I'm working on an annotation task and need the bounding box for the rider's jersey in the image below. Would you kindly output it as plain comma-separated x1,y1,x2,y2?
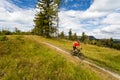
73,41,80,47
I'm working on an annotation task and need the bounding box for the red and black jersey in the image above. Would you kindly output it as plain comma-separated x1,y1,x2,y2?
73,41,80,47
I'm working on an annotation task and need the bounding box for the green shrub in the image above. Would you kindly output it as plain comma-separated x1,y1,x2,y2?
0,36,8,41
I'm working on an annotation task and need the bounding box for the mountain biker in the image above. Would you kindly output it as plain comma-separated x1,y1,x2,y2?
72,40,84,59
73,40,81,52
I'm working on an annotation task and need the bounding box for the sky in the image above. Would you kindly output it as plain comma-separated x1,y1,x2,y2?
0,0,120,39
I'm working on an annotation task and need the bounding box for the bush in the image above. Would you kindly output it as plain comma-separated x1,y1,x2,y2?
0,36,8,41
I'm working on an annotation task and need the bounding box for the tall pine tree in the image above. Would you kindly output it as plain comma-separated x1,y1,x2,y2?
68,29,72,40
73,33,78,41
81,32,87,42
33,0,61,38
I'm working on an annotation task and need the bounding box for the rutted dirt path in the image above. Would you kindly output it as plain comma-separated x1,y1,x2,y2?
26,35,120,80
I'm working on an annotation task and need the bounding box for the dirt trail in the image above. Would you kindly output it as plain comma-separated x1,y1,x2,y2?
42,42,120,80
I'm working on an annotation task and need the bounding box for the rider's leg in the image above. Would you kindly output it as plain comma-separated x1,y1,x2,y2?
73,46,76,52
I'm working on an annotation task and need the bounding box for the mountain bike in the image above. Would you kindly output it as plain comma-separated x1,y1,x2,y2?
71,48,84,60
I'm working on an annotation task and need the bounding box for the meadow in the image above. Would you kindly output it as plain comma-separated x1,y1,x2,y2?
0,35,103,80
30,35,120,75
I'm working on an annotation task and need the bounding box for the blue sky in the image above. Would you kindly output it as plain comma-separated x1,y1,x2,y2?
9,0,93,10
0,0,120,39
61,0,93,10
8,0,37,9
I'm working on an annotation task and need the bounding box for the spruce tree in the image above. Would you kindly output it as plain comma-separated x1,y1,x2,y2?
33,0,61,38
68,29,72,40
73,33,78,40
81,32,87,42
59,31,65,39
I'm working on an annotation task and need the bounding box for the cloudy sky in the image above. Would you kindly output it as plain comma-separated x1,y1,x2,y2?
0,0,120,39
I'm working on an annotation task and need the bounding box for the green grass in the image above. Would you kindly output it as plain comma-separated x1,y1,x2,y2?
30,35,120,75
0,35,8,41
82,44,120,74
0,35,102,80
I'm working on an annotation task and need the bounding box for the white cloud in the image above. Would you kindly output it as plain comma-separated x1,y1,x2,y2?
102,12,120,25
59,10,87,35
89,0,120,11
80,11,108,19
60,10,108,19
101,25,120,35
59,0,120,39
0,0,35,31
58,9,105,36
92,25,120,39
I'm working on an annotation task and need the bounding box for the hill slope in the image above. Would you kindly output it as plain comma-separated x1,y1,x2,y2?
30,35,120,75
0,35,102,80
0,35,119,80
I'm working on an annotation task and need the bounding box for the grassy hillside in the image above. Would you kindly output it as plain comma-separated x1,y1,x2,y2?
82,43,120,74
30,35,120,75
0,35,103,80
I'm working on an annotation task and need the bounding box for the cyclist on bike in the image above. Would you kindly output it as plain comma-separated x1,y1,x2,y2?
72,40,84,59
73,40,81,52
